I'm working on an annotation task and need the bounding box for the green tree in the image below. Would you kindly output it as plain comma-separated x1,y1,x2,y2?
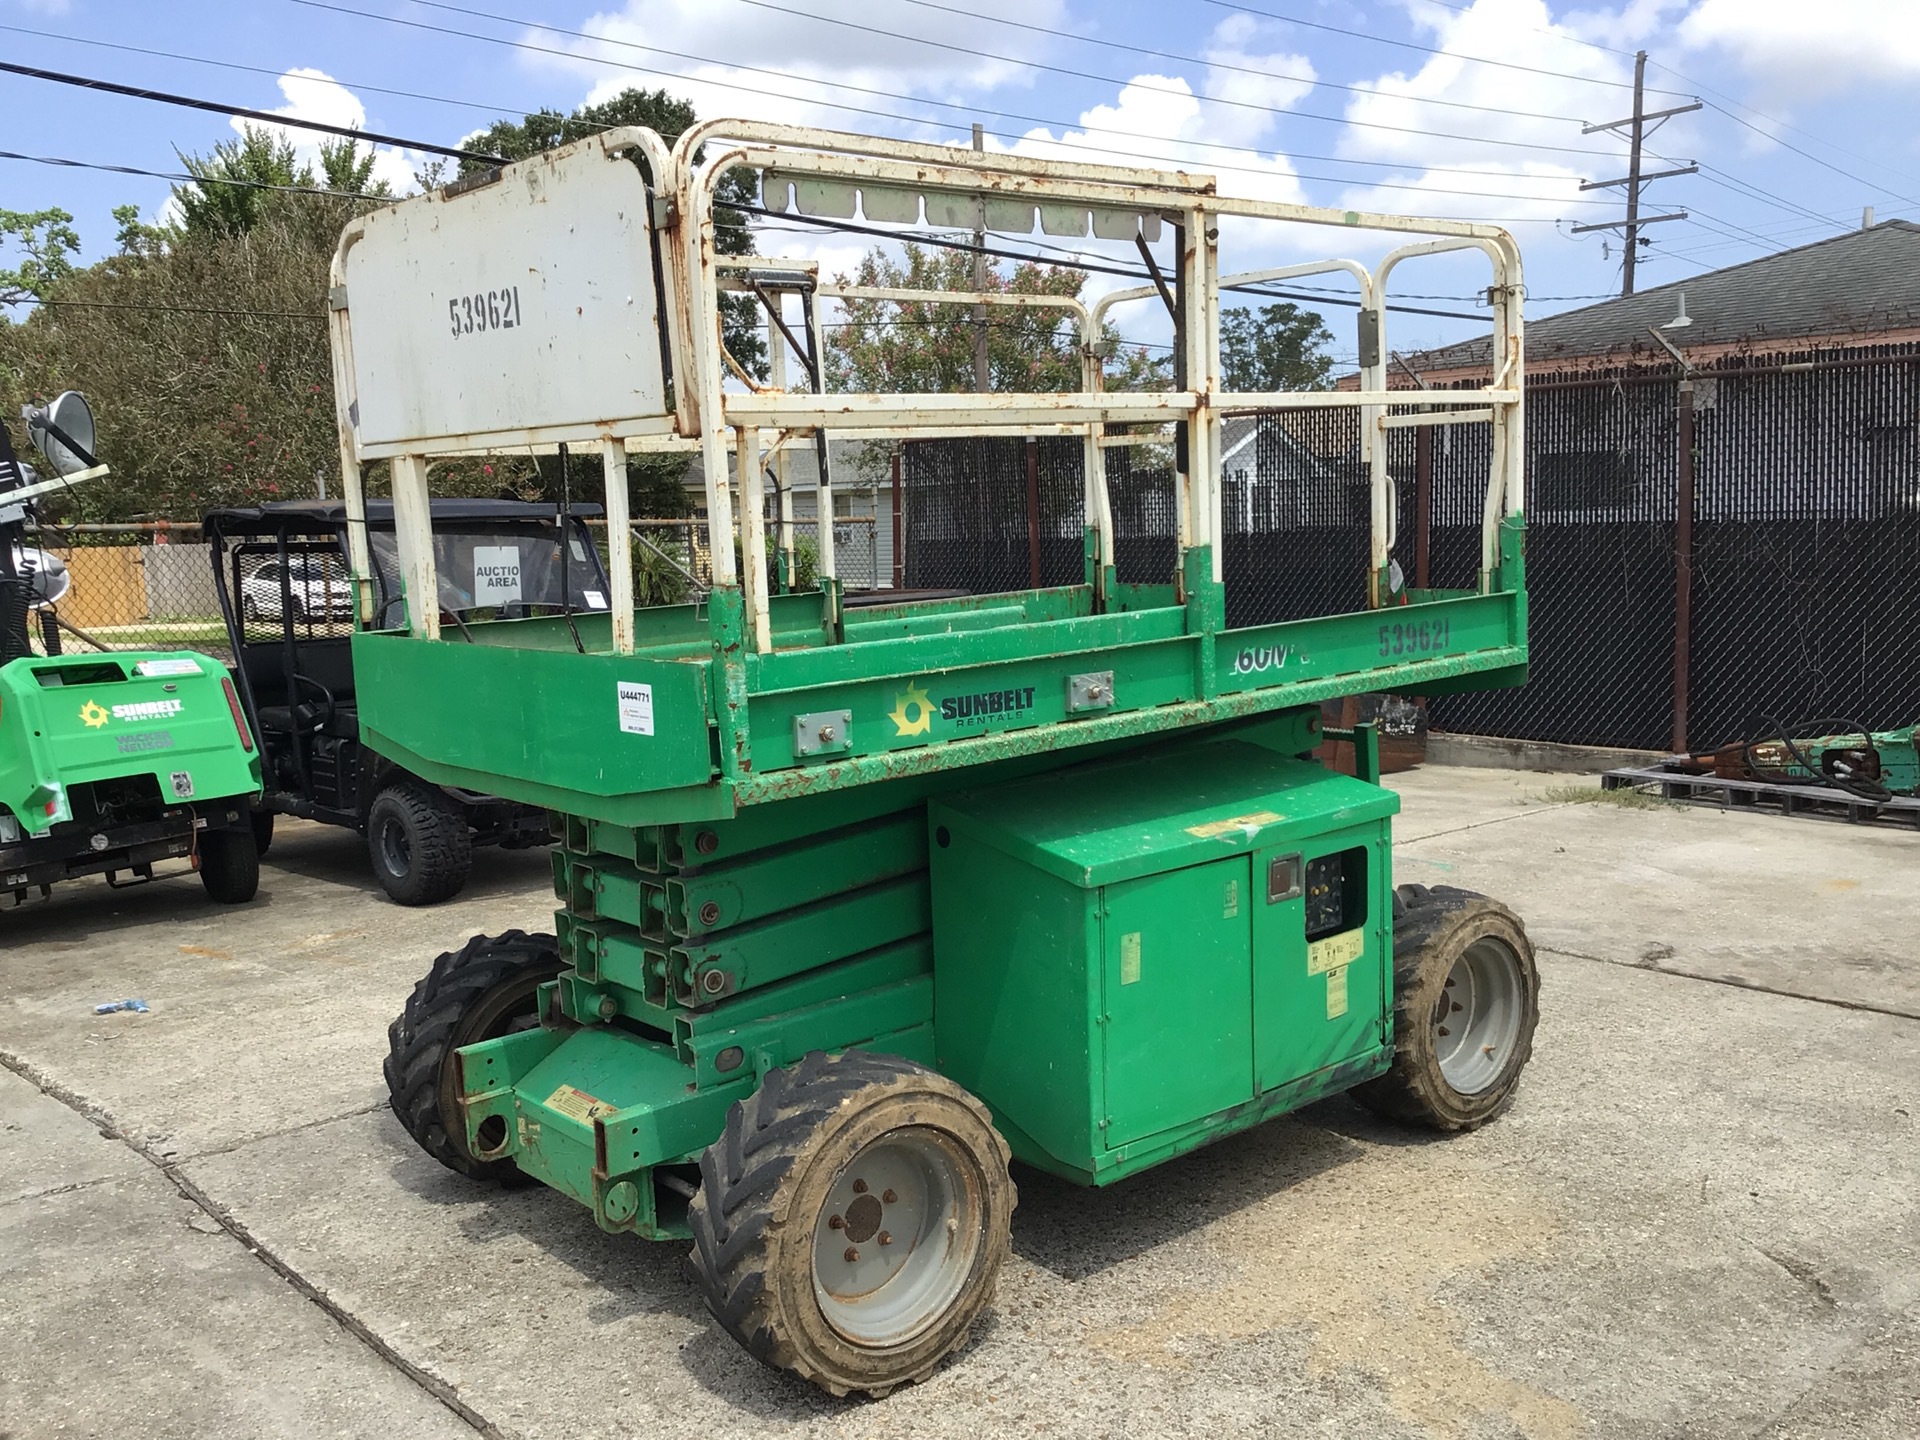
0,208,81,305
1218,302,1335,392
0,136,395,520
826,243,1169,394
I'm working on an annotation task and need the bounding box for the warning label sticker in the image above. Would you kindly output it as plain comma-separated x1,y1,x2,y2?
473,545,522,605
544,1084,618,1125
616,681,654,736
1307,928,1364,975
1185,810,1284,841
1119,931,1142,985
1325,964,1349,1019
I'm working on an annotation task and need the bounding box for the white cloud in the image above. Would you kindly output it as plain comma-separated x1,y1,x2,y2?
235,68,423,197
552,0,1070,133
1330,0,1659,246
1677,0,1920,99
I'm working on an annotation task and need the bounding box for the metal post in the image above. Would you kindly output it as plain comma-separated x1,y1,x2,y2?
1415,421,1433,591
971,123,989,394
1025,436,1042,589
602,439,634,655
1672,377,1695,754
890,448,905,591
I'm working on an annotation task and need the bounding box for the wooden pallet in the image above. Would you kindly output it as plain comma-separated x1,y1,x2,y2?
1600,762,1920,828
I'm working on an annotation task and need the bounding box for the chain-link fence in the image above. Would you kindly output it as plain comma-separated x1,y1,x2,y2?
15,523,233,661
898,346,1920,752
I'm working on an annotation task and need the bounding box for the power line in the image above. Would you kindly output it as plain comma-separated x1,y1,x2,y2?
0,147,389,200
0,59,504,164
0,22,516,125
1700,101,1920,208
1644,57,1920,196
1195,0,1687,96
336,0,1619,160
2,295,325,319
8,13,1607,191
729,0,1620,144
879,0,1610,123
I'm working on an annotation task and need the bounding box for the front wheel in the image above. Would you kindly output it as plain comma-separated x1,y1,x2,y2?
366,780,472,906
1353,885,1539,1131
688,1050,1015,1398
384,930,564,1182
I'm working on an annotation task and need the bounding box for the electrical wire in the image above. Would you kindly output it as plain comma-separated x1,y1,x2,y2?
0,147,389,201
301,0,1618,161
1195,0,1687,95
5,14,1612,193
874,0,1614,123
0,58,503,163
729,0,1620,141
0,295,325,319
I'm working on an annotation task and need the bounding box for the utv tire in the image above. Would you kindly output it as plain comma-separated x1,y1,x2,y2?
198,824,260,904
367,780,472,906
250,808,275,858
1354,884,1539,1131
383,930,563,1182
688,1049,1015,1398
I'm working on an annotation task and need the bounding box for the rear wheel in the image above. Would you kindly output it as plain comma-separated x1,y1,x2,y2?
384,930,563,1181
198,824,259,904
367,779,472,906
1353,885,1539,1131
688,1049,1015,1398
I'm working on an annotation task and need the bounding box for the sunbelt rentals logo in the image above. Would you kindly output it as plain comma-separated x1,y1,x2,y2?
887,678,1038,737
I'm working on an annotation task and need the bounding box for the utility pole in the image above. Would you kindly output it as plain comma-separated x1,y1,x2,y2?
971,122,989,392
1572,52,1700,296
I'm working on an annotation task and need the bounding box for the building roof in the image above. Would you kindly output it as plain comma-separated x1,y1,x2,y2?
1405,219,1920,373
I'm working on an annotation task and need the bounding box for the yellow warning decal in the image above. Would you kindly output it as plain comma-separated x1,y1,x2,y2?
1307,928,1364,975
544,1084,617,1125
1326,965,1350,1019
1184,810,1284,840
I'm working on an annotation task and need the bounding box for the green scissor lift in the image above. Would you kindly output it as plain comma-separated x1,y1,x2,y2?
343,120,1540,1395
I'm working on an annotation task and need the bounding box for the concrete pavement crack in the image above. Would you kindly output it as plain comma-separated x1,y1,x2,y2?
0,1046,504,1439
1541,947,1920,1022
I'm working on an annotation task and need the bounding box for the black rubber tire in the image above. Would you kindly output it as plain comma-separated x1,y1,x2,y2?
250,808,275,858
687,1049,1015,1398
366,780,472,906
197,824,260,904
383,930,564,1182
1353,884,1540,1132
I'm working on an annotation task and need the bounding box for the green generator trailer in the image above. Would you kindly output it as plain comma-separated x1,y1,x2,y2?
345,122,1539,1395
1,395,262,907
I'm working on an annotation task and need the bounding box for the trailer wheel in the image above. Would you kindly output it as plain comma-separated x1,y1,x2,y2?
197,824,260,904
383,930,563,1182
1355,885,1539,1131
367,779,471,906
688,1049,1015,1398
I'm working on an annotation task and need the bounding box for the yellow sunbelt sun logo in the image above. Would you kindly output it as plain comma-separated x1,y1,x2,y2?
78,700,111,729
888,681,934,737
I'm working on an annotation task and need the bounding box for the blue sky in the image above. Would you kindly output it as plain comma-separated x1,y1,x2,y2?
4,0,1916,361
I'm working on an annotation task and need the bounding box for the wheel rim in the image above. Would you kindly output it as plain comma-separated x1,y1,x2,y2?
377,815,411,877
1432,934,1527,1095
811,1127,983,1348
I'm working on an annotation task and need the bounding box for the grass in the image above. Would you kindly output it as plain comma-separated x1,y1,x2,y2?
1528,783,1678,811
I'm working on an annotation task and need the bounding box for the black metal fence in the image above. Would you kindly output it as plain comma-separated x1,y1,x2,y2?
901,345,1920,752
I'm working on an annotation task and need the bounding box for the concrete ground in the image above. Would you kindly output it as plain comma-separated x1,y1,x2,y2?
1,769,1915,1440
